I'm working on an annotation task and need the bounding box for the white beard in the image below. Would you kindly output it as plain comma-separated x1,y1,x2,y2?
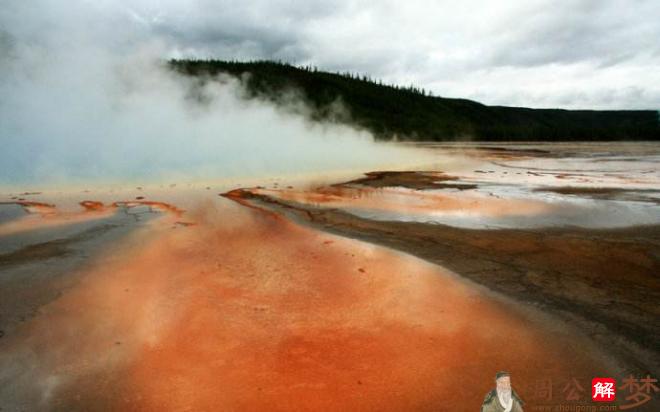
497,389,513,412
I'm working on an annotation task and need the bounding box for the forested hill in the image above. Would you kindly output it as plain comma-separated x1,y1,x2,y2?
170,60,659,141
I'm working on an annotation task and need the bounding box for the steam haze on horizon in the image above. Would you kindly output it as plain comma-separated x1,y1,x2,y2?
1,1,658,187
0,0,425,188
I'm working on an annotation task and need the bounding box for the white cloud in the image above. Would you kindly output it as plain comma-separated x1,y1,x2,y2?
113,0,660,109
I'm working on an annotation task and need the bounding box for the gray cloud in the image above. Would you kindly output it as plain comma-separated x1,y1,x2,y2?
0,0,657,188
485,0,660,68
112,0,659,109
2,0,660,111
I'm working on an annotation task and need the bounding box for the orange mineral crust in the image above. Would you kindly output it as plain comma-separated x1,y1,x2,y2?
251,185,553,219
0,199,190,237
0,200,115,236
9,198,611,411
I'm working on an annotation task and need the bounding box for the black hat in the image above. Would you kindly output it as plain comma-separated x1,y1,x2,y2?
495,371,511,380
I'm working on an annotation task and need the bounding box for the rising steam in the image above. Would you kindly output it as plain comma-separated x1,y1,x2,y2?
0,0,417,189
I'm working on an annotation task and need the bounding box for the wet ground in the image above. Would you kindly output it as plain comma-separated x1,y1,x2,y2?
252,143,660,230
0,142,658,411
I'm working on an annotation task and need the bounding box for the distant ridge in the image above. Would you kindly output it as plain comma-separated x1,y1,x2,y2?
170,59,660,141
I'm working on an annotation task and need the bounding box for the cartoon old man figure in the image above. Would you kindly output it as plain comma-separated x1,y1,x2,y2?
481,371,524,412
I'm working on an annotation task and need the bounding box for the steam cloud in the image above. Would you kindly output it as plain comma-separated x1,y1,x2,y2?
0,0,415,189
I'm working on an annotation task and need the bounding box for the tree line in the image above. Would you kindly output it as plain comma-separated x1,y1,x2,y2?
169,59,660,141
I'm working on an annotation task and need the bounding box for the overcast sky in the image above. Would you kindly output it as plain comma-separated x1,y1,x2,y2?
3,0,660,109
0,0,658,187
124,0,660,110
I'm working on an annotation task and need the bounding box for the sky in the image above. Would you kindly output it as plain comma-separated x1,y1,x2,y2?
3,0,659,110
0,0,658,187
129,0,660,110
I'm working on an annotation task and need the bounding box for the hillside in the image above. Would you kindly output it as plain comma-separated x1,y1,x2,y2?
170,60,659,141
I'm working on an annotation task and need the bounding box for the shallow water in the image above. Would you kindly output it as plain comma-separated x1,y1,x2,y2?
0,195,615,411
260,142,660,229
0,141,657,410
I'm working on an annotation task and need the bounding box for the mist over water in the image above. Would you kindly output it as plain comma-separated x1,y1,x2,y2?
0,0,418,189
